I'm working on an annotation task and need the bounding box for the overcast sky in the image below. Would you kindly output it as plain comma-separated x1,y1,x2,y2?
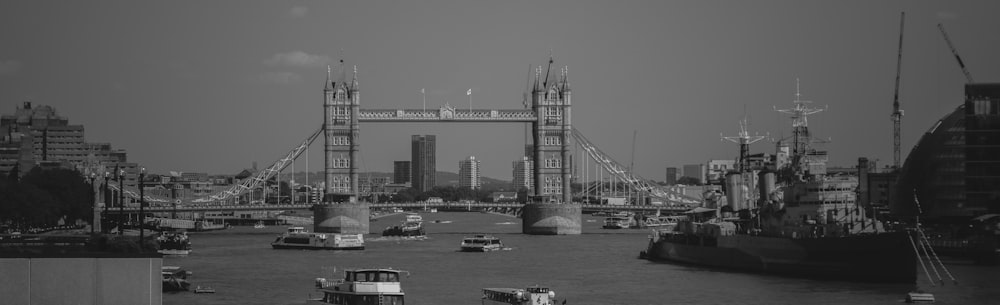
2,1,999,182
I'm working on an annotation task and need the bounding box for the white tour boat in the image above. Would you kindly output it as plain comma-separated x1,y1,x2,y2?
482,285,559,305
272,226,364,250
461,234,504,252
307,268,407,305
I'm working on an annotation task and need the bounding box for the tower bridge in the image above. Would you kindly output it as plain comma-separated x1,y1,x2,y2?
98,56,702,235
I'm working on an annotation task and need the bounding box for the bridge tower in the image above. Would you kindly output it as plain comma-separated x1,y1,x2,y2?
316,62,369,234
523,58,581,234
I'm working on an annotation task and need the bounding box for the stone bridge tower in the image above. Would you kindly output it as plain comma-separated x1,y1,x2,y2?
316,63,368,234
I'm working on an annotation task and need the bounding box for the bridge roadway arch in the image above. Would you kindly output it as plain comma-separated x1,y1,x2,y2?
319,60,578,234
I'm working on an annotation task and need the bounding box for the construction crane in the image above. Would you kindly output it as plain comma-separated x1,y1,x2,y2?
937,23,975,84
891,12,905,169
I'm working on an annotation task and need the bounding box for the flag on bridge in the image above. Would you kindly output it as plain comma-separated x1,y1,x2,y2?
467,88,472,95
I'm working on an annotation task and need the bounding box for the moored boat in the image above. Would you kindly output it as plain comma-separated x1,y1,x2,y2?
461,234,503,252
482,285,559,305
157,232,192,256
271,226,364,250
307,268,407,305
601,217,633,229
162,266,191,292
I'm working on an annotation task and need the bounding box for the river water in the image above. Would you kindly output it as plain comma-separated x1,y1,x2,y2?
163,212,1000,305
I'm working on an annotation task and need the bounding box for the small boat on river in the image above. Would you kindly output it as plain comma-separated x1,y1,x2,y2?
162,266,191,292
307,268,407,305
382,214,426,237
271,227,364,250
157,232,192,256
482,285,559,305
461,234,503,252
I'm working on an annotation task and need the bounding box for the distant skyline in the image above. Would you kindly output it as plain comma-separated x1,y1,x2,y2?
3,1,1000,181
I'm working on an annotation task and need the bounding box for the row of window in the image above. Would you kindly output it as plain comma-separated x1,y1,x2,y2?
331,136,351,146
543,136,562,146
332,159,351,168
544,158,562,169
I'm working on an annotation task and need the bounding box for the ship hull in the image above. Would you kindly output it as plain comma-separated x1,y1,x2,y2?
645,231,916,283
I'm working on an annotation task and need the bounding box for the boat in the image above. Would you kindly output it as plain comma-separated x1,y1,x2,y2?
482,285,559,305
194,220,228,232
194,286,216,294
271,226,364,250
382,214,426,237
156,232,192,256
643,98,918,283
601,217,633,229
162,266,191,292
906,290,935,303
307,268,407,305
461,234,503,252
254,221,266,229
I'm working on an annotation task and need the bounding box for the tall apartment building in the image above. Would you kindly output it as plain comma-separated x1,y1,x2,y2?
1,102,138,186
512,156,533,190
459,156,481,190
393,161,411,184
665,167,678,184
411,135,436,192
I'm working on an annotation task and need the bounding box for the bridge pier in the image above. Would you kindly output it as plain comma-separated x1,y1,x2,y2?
313,202,370,234
521,203,581,235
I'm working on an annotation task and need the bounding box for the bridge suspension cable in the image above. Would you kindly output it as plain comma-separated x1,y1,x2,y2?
193,125,324,203
571,127,700,206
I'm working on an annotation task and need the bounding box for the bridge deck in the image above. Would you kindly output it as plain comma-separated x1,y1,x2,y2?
107,202,692,213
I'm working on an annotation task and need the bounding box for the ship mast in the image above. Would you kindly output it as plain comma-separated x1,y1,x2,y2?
775,79,826,173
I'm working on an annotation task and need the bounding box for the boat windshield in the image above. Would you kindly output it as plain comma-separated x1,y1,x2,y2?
347,270,400,282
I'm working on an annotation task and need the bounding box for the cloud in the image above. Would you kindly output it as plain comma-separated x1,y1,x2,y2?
263,51,331,68
0,60,22,76
257,72,302,84
936,11,958,20
288,6,308,18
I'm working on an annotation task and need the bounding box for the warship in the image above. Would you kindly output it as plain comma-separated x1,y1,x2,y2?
643,90,917,283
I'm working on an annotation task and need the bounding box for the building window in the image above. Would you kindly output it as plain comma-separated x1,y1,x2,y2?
334,158,350,168
543,136,562,146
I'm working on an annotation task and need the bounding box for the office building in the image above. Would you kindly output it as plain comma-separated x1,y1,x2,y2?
393,161,411,184
682,164,706,184
459,156,481,189
1,102,138,186
894,83,1000,220
665,167,678,184
411,135,436,192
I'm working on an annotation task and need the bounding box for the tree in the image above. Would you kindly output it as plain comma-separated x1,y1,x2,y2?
677,176,702,186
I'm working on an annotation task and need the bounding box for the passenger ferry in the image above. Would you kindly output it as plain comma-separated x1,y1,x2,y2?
461,234,503,252
482,285,558,305
307,268,407,305
272,227,364,250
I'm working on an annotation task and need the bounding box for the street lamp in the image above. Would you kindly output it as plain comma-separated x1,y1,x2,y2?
118,168,124,236
139,167,145,245
103,172,110,234
89,173,96,234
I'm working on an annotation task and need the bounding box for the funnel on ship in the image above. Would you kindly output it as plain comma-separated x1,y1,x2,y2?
725,172,744,211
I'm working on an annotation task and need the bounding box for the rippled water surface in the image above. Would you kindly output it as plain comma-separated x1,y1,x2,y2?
163,212,1000,305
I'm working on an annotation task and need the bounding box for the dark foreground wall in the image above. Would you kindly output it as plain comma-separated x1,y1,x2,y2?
0,255,162,305
314,202,371,234
522,203,581,235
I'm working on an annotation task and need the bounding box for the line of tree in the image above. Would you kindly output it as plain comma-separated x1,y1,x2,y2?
0,166,93,231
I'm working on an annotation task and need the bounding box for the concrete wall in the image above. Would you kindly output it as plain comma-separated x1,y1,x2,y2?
314,202,371,234
0,256,162,305
522,203,581,235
